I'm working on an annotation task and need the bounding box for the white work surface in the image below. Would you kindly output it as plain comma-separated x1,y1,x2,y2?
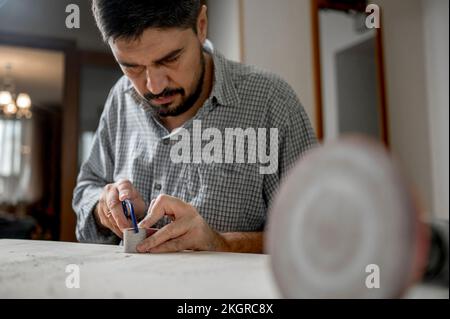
0,239,280,299
0,239,448,299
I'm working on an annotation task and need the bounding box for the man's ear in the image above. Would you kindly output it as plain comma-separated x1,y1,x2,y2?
196,5,208,44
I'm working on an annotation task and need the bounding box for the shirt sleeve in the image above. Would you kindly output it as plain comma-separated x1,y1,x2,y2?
72,90,121,245
262,78,319,229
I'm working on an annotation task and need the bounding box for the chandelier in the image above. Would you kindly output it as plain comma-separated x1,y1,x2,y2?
0,64,32,119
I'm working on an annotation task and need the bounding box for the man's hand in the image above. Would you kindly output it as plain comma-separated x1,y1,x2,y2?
94,179,146,238
136,194,229,253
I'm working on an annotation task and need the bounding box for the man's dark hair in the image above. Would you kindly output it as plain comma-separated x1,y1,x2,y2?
92,0,202,42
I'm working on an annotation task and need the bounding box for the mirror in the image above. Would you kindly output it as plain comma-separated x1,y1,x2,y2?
311,0,388,146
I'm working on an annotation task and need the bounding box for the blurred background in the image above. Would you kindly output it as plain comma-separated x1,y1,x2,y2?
0,0,448,242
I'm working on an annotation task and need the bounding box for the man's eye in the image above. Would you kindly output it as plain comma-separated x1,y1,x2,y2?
165,55,180,63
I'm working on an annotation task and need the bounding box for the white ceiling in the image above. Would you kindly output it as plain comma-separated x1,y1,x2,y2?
0,45,65,107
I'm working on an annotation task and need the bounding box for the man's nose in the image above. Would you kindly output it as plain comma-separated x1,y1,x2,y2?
145,68,169,95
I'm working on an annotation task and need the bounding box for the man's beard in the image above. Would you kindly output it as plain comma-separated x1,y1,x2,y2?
143,50,205,118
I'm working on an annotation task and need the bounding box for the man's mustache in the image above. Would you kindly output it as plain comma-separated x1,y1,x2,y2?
144,88,184,101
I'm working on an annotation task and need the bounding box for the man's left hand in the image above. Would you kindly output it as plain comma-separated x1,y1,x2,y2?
136,194,229,253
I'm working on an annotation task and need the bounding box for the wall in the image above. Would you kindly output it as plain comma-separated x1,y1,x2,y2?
422,0,449,220
207,0,242,62
376,0,434,215
0,0,107,51
240,0,317,132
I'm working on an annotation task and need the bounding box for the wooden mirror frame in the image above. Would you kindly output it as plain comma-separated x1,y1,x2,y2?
310,0,389,147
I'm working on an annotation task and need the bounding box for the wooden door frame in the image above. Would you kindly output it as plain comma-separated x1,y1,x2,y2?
310,0,390,147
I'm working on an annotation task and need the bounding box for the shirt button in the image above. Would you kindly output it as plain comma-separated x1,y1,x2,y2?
154,183,162,191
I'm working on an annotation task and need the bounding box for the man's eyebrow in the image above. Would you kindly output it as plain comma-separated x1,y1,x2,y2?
117,48,185,68
117,60,141,68
154,48,184,65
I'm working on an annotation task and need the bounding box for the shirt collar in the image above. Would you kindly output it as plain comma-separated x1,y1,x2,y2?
208,50,240,107
124,48,240,108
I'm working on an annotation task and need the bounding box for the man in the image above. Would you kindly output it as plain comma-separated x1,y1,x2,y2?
73,0,317,253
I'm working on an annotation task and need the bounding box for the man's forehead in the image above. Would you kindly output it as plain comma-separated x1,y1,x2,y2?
111,28,192,61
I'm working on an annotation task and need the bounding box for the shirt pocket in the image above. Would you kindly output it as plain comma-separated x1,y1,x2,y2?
186,163,264,231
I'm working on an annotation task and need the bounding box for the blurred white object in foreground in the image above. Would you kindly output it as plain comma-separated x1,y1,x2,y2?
267,136,431,298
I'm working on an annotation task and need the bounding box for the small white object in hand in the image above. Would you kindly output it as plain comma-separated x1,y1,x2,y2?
123,228,147,253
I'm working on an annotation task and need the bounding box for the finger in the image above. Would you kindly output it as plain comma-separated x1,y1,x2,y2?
148,198,157,213
95,200,108,226
137,221,187,252
97,200,113,229
139,194,184,229
139,198,156,224
98,201,123,238
116,179,133,201
99,200,122,236
105,185,130,230
116,180,147,218
148,236,190,253
138,198,155,224
138,196,168,229
106,219,123,238
105,218,123,237
105,209,124,238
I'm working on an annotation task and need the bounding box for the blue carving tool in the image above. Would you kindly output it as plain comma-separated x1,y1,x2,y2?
122,199,139,234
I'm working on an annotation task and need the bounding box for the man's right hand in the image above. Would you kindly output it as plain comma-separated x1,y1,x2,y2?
94,179,146,238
